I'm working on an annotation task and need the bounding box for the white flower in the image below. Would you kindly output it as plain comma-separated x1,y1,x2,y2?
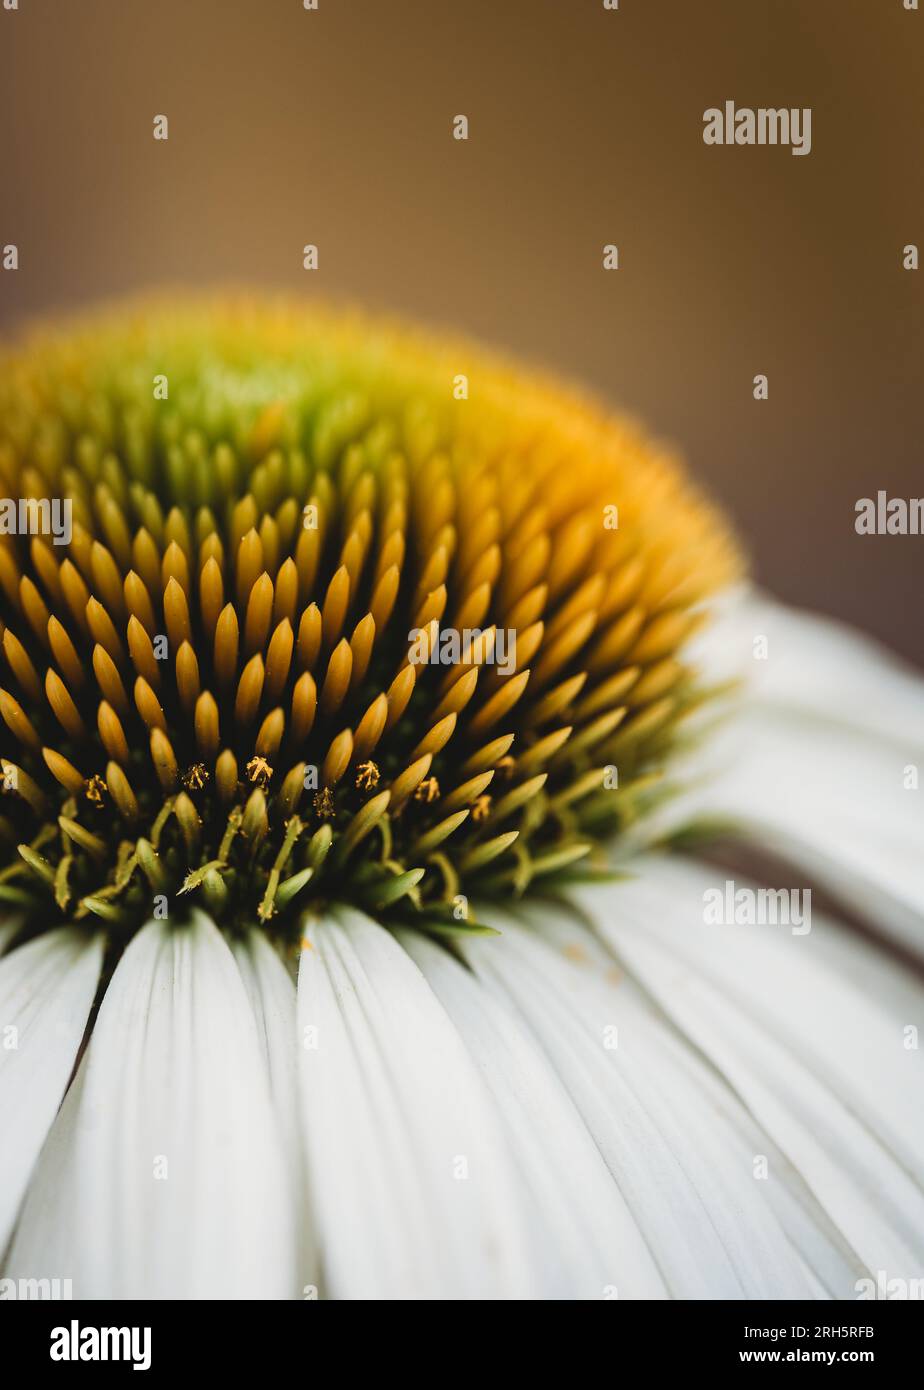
2,590,920,1300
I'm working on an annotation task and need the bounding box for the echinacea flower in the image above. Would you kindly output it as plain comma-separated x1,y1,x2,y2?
0,300,920,1299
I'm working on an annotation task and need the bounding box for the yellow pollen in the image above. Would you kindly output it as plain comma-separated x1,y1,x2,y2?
246,756,273,788
355,761,380,791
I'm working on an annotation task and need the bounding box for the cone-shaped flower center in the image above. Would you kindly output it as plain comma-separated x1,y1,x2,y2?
0,299,741,942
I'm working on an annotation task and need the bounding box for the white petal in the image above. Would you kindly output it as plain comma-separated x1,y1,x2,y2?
695,587,924,743
0,927,102,1255
662,591,924,955
636,993,862,1299
297,907,538,1298
399,927,667,1299
231,930,298,1136
6,912,297,1298
231,929,318,1292
459,906,813,1298
572,855,924,1287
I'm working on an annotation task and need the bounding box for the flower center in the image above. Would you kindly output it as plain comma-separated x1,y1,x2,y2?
0,299,741,943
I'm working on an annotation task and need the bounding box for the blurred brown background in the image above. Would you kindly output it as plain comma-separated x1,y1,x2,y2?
1,0,921,662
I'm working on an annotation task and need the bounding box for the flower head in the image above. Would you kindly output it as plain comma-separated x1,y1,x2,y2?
0,299,740,943
3,301,919,1304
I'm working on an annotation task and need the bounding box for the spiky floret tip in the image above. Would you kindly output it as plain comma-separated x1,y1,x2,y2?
0,299,741,943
